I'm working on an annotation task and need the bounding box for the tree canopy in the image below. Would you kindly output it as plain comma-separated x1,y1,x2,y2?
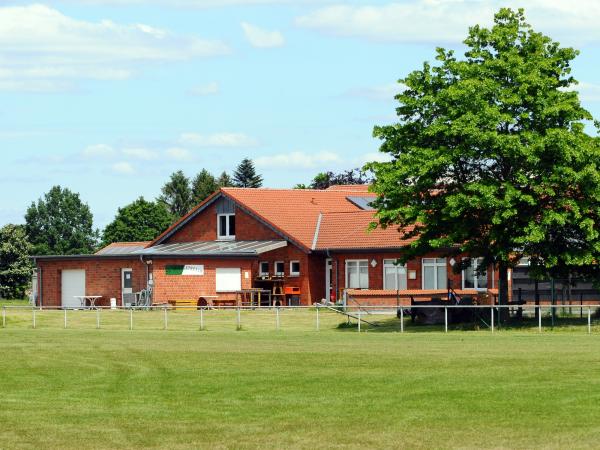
296,168,372,189
192,169,219,204
159,170,193,219
367,8,600,306
102,197,172,246
25,186,98,255
0,224,33,299
233,158,263,188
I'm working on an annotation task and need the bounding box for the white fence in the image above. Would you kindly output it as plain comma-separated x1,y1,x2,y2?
1,304,599,333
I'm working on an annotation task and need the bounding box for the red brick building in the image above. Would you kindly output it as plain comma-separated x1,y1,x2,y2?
33,186,502,308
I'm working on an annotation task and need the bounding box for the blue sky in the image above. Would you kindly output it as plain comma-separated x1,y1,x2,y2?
2,0,600,229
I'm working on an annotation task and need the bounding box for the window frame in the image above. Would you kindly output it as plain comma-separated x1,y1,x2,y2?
345,259,369,289
462,258,488,291
383,259,407,291
274,261,285,277
289,260,300,277
259,261,269,277
217,213,235,240
421,258,447,290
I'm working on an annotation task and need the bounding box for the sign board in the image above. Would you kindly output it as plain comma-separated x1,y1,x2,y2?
166,265,205,276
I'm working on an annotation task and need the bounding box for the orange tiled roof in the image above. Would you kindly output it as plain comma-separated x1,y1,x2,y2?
314,211,416,250
151,186,414,252
222,187,376,250
325,184,372,192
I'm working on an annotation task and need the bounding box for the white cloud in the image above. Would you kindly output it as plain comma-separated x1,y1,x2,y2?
241,22,285,48
82,144,116,159
112,161,135,174
357,152,392,166
0,4,229,92
296,1,600,45
255,151,342,169
178,132,259,147
55,0,323,7
575,82,600,103
166,147,194,161
188,81,220,96
344,82,406,101
122,148,160,160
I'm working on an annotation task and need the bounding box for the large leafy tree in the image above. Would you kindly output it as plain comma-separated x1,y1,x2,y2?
368,8,600,310
25,186,98,255
159,170,193,219
192,169,219,204
102,197,172,246
233,158,263,188
0,224,33,299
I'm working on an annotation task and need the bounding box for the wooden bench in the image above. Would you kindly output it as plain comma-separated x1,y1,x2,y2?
168,299,198,310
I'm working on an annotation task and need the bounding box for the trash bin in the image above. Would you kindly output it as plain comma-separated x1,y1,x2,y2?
288,295,300,307
110,298,117,310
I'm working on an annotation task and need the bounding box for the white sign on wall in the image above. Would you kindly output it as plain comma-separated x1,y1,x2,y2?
183,265,205,276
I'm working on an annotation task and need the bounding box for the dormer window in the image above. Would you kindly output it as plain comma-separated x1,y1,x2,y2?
218,214,235,240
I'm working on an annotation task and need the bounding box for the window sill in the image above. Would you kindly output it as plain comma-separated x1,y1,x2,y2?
217,236,235,241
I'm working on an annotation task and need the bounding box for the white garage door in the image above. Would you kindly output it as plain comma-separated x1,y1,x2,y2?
216,268,241,292
61,270,86,308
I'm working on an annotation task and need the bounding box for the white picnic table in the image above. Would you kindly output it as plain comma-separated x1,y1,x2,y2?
74,295,102,308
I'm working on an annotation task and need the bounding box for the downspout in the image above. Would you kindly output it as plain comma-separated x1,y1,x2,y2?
140,255,148,290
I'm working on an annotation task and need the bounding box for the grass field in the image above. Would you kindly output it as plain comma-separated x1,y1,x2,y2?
2,311,600,449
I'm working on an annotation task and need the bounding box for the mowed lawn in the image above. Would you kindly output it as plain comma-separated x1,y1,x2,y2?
2,323,600,450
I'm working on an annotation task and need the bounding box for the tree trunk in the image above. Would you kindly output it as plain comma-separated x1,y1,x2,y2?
498,262,510,322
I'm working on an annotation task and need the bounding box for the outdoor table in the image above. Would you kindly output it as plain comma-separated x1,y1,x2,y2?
74,295,102,309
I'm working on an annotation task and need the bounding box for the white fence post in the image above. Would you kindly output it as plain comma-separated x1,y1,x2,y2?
276,307,280,331
491,307,494,333
2,306,5,328
32,308,36,329
444,307,448,333
588,307,591,334
200,308,204,331
64,309,67,329
129,308,133,331
357,311,361,333
96,308,100,330
236,308,241,330
316,306,320,331
538,306,542,333
400,307,404,333
164,307,168,330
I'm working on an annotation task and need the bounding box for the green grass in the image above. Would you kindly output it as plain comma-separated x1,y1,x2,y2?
0,298,29,307
2,316,600,449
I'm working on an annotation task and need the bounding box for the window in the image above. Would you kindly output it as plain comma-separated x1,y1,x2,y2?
259,261,269,276
217,214,235,240
462,258,488,290
290,261,300,277
274,261,285,277
383,259,407,290
422,258,447,290
216,268,241,292
346,260,369,289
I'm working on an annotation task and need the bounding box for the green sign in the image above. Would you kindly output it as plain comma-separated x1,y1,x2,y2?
166,265,204,276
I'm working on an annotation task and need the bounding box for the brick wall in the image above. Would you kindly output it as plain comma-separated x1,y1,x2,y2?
37,258,146,307
331,252,501,294
152,258,253,303
165,204,281,244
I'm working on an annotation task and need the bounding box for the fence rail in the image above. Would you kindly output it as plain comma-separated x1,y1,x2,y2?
2,304,600,334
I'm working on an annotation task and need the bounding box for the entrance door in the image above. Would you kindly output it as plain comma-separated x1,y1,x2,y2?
61,270,85,308
325,258,333,302
121,268,134,306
